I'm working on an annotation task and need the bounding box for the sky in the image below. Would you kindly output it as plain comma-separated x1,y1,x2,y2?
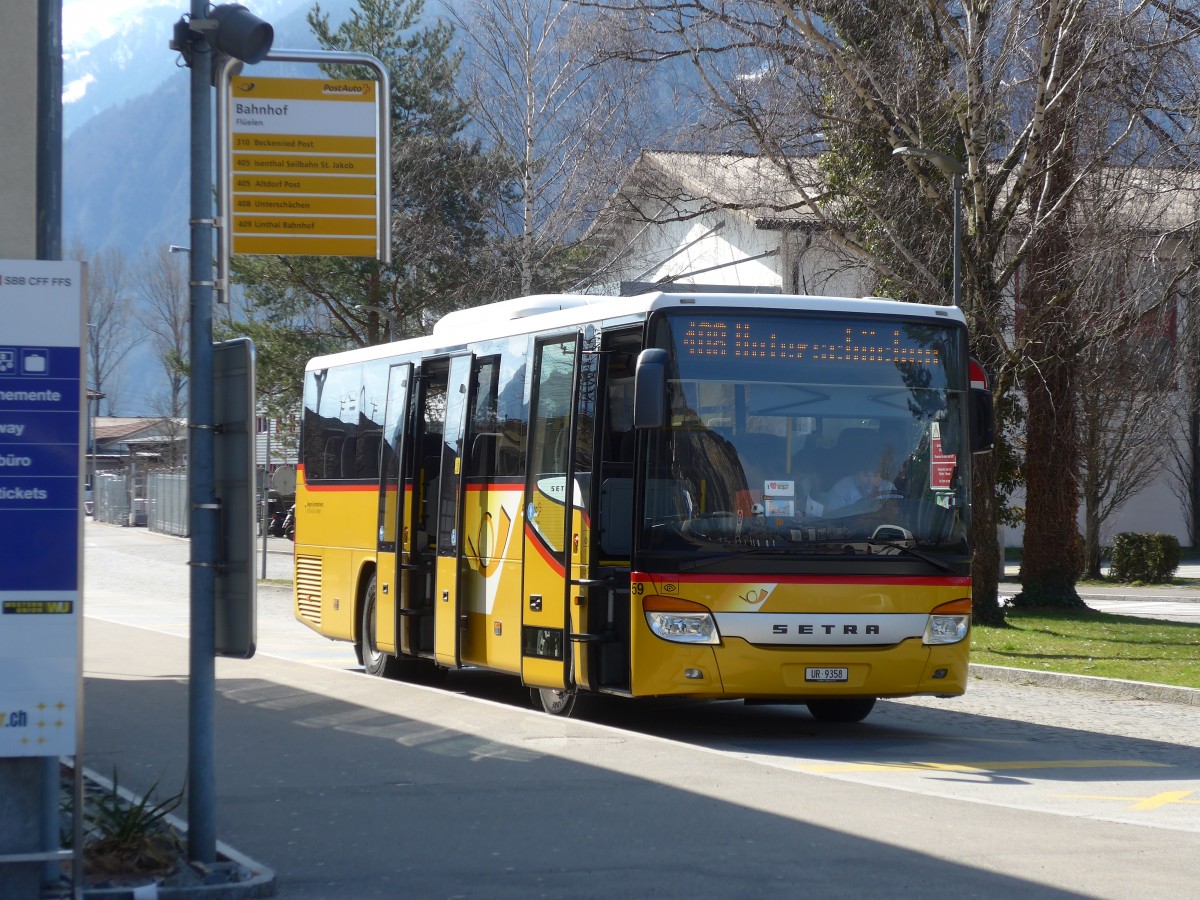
61,0,177,53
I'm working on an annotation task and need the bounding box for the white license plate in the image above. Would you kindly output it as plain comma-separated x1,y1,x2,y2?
805,667,849,682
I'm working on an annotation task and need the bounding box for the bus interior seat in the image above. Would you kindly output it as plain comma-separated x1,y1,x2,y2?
470,433,498,476
321,431,345,480
359,432,382,480
339,436,359,479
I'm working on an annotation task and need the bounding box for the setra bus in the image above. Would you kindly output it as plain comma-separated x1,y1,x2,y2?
293,291,993,722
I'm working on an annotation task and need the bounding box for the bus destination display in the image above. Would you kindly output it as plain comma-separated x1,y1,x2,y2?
681,319,942,367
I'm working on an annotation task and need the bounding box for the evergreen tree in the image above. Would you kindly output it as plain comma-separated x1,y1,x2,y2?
232,0,509,360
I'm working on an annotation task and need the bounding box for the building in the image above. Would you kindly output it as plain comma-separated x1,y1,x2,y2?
584,150,1196,547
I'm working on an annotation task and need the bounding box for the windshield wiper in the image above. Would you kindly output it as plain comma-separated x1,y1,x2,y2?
677,546,795,571
867,540,958,575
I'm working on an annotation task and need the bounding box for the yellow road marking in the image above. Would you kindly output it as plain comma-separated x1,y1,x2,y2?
800,759,1171,774
1060,790,1199,810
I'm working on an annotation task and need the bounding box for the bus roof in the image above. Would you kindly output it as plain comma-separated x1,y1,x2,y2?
305,291,966,372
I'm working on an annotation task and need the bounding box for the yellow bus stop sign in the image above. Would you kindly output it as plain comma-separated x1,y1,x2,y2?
229,76,380,257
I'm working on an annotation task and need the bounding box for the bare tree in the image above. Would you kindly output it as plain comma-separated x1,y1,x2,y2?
449,0,650,296
136,246,190,420
1077,263,1181,578
75,243,140,415
1168,268,1200,546
136,243,189,420
588,0,1200,619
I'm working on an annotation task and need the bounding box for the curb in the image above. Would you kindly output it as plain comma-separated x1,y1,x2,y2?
50,765,276,900
970,663,1200,706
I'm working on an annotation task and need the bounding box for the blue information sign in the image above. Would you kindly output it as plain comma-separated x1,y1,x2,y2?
0,260,84,757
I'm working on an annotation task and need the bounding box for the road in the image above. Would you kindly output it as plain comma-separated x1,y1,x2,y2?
81,520,1200,897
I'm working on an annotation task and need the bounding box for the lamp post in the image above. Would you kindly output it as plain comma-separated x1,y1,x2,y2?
893,146,966,307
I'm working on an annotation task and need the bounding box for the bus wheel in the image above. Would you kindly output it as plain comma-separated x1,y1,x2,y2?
361,575,399,679
805,698,876,723
531,687,578,717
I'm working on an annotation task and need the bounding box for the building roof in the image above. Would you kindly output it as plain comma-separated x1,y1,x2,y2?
93,417,185,446
594,151,824,236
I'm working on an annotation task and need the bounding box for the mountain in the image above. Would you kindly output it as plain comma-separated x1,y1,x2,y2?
63,0,322,136
63,0,372,258
62,0,360,413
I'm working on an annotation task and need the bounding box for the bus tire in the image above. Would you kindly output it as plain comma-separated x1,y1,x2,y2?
361,575,400,679
805,698,876,723
531,687,580,717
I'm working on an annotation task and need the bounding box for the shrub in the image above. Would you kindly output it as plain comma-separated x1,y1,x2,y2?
1109,532,1181,583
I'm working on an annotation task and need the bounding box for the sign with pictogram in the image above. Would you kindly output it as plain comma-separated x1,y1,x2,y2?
228,76,382,257
0,260,83,758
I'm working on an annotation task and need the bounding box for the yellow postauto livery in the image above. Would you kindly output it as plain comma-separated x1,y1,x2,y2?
294,291,993,722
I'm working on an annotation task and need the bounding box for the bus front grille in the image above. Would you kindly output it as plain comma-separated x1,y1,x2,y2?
295,554,323,626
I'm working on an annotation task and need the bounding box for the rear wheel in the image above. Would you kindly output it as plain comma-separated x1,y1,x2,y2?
531,687,580,717
805,698,876,723
361,575,399,678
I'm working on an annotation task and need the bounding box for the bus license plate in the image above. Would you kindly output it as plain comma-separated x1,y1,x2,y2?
805,667,848,682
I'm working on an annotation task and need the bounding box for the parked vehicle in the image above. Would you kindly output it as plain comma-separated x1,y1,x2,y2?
260,491,288,536
281,504,295,541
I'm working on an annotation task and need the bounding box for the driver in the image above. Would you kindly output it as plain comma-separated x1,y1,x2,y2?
824,446,896,513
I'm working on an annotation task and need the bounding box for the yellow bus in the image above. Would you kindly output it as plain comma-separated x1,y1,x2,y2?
294,291,993,722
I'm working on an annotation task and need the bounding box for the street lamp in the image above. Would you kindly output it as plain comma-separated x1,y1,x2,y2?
893,146,966,307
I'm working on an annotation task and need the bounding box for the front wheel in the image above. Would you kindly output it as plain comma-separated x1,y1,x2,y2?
531,687,580,717
805,698,876,723
361,576,399,678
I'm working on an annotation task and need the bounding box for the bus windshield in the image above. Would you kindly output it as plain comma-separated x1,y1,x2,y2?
640,311,971,565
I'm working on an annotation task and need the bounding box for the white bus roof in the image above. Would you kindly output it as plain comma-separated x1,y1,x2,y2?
306,291,965,372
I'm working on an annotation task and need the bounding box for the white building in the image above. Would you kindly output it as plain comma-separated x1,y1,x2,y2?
583,151,1195,547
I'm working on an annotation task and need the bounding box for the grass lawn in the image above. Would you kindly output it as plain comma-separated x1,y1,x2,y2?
971,610,1200,689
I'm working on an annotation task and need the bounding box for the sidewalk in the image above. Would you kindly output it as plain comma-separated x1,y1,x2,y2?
1001,563,1200,624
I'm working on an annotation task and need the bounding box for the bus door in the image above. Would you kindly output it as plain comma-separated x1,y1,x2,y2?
522,334,582,691
432,354,474,668
374,362,412,657
402,360,449,658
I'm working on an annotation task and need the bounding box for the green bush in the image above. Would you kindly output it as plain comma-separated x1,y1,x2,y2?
1109,532,1181,583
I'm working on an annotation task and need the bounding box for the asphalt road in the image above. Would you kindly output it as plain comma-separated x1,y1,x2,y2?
81,521,1200,897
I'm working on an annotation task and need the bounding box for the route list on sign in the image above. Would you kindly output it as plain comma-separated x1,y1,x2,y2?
0,260,83,758
229,76,380,257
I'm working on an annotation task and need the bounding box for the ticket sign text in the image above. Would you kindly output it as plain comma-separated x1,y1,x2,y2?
230,77,380,257
0,260,83,758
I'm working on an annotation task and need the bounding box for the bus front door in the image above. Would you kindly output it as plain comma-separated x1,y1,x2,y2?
522,335,581,694
374,362,412,658
432,354,473,668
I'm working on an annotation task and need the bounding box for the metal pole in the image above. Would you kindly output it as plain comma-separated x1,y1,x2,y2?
187,0,218,864
37,1,67,887
261,425,269,580
952,172,962,308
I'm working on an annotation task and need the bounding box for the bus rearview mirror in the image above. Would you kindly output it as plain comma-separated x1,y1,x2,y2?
633,349,668,429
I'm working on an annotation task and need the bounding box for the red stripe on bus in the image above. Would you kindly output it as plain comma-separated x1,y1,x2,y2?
631,571,970,587
300,481,379,492
525,522,566,576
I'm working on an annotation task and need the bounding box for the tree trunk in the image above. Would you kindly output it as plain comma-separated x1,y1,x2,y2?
1083,489,1102,580
1016,243,1086,609
970,448,1005,626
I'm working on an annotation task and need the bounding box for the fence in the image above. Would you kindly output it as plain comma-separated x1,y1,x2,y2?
147,470,189,537
92,472,130,526
97,468,282,539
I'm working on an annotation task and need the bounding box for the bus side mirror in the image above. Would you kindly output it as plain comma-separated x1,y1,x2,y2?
633,349,669,429
970,389,994,453
969,359,994,453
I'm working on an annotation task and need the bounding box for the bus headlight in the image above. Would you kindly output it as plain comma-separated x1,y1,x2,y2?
644,596,720,644
924,598,971,645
